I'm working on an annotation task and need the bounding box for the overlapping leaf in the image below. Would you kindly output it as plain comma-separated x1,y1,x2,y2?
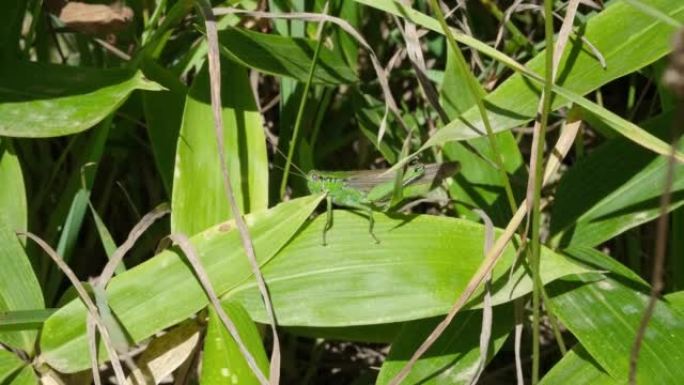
550,112,684,247
40,194,324,373
0,61,162,137
218,26,357,85
171,59,268,234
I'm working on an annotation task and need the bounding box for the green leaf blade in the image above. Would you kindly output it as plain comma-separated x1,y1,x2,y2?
200,302,269,385
549,275,684,384
0,215,44,354
0,61,162,137
218,26,357,85
39,194,324,373
171,59,268,235
229,211,591,326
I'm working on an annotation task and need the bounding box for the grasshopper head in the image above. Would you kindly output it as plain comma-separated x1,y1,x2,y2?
306,170,327,194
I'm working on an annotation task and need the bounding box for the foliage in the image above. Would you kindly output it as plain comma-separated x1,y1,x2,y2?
1,0,684,384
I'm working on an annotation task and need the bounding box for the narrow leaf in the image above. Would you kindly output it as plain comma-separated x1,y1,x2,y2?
377,305,513,385
540,345,619,385
200,302,269,385
171,59,268,235
218,26,357,85
548,275,684,384
0,140,26,235
0,214,44,354
0,350,24,383
550,111,684,247
0,61,161,137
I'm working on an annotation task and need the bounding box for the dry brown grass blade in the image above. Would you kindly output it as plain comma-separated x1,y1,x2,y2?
169,233,270,385
469,209,494,385
86,315,102,385
387,111,581,385
125,322,201,385
213,7,410,142
514,300,524,385
57,1,133,35
20,232,127,385
525,0,580,215
97,203,170,286
197,3,281,383
392,14,449,125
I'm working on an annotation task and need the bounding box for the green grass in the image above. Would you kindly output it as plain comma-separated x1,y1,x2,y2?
1,0,684,384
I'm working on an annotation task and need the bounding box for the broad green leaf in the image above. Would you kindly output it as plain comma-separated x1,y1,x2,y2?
0,309,55,329
43,122,111,305
376,305,513,385
0,61,162,137
218,26,357,85
666,291,684,314
562,246,647,287
358,0,684,160
0,350,23,383
40,194,324,373
171,59,268,235
6,365,38,385
440,46,524,226
0,140,26,234
548,275,684,384
200,302,269,385
228,210,591,326
336,0,360,70
540,345,618,385
141,57,187,196
0,215,44,354
550,112,684,247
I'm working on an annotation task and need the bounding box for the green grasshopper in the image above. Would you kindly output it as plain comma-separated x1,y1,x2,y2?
305,160,460,245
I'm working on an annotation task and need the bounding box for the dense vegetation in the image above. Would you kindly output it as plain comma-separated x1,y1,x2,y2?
1,0,684,384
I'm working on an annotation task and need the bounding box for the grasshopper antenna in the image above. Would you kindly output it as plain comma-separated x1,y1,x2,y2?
270,144,309,178
271,163,307,180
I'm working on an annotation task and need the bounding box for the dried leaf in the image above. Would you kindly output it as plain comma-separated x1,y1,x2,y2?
58,2,133,35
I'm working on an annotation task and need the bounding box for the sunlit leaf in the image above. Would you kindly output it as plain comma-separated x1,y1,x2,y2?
0,61,162,137
171,59,268,235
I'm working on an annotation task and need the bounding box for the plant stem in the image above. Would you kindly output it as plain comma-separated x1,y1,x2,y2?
280,20,328,199
530,0,556,383
428,0,517,216
478,0,535,53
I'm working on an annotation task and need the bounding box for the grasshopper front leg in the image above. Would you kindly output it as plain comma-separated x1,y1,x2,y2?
366,207,379,244
322,195,333,246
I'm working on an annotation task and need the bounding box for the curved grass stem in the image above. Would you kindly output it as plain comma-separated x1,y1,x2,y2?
280,18,329,199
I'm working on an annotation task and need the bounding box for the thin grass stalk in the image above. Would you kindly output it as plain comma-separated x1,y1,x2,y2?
169,233,270,385
386,116,579,385
21,232,127,385
196,2,281,383
280,15,328,199
427,0,517,216
363,1,684,170
529,0,556,382
478,0,533,53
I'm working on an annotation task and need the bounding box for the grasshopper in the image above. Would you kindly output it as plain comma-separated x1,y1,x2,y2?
305,160,460,245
